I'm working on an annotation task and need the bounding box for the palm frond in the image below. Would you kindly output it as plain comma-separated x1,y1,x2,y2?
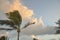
23,22,35,29
6,10,22,26
56,19,60,25
0,28,15,31
0,20,17,29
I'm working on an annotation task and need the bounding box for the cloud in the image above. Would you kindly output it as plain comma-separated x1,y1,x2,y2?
0,0,33,19
21,26,56,35
0,0,45,25
38,16,44,26
20,16,56,35
28,17,38,24
0,0,10,12
28,16,45,26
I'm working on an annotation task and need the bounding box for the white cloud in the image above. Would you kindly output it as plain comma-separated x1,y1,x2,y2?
38,16,44,26
28,16,44,25
0,0,34,19
21,26,56,35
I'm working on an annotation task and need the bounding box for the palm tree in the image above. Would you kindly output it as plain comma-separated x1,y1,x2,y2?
0,10,35,40
56,19,60,34
56,19,60,28
0,10,22,40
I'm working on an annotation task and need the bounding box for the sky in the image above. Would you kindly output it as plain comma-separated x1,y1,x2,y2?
0,0,60,26
21,0,60,26
0,0,60,34
0,0,60,40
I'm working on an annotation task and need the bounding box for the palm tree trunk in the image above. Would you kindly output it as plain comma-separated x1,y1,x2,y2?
17,28,20,40
17,31,20,40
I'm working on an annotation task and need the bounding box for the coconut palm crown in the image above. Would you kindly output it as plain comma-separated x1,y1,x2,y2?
6,10,22,28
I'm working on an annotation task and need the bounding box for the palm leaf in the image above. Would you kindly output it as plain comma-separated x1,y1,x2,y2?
23,22,35,29
0,28,14,31
0,20,17,29
56,19,60,25
6,10,22,27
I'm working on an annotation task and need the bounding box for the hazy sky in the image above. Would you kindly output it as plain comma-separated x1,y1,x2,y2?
21,0,60,26
0,0,60,40
0,0,60,26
